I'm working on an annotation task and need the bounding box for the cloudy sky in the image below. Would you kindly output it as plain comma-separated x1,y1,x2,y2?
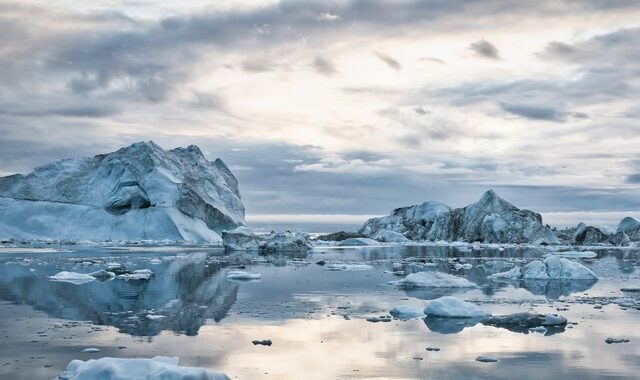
2,0,640,228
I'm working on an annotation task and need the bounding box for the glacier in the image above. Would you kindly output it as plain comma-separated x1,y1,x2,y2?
0,141,245,243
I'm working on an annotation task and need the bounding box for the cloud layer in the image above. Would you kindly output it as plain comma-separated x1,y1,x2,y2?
2,0,640,225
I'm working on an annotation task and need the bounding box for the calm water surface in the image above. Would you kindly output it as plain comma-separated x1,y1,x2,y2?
0,244,639,379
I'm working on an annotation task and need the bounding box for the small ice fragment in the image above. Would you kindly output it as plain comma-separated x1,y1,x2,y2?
226,270,261,282
476,356,498,362
605,338,630,344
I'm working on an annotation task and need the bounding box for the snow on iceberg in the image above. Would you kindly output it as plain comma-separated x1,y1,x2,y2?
423,296,491,318
49,271,97,285
389,271,478,288
0,141,245,243
55,356,229,380
490,256,597,281
225,270,261,282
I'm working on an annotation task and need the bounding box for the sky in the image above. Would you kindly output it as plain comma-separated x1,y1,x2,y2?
2,0,640,229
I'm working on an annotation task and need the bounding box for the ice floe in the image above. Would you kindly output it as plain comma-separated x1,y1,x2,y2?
389,271,478,288
225,270,261,282
49,271,97,285
389,305,425,319
424,296,491,318
55,356,229,379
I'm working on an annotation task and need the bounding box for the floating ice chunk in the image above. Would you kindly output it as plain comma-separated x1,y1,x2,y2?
481,313,567,330
545,251,597,259
81,348,100,353
476,356,498,363
87,269,116,279
373,230,411,243
117,269,153,281
146,314,167,320
424,296,490,318
55,356,230,380
324,263,373,271
605,337,630,344
225,270,261,282
339,237,379,246
389,305,425,320
49,271,96,285
389,271,478,288
454,263,473,270
489,256,597,281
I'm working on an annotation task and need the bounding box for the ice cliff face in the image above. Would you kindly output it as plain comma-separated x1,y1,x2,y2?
360,190,559,245
0,141,245,242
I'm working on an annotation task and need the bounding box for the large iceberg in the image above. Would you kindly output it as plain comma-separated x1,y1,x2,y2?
0,141,245,242
360,190,559,245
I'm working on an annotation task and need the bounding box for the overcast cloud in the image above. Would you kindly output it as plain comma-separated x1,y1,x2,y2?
2,0,640,227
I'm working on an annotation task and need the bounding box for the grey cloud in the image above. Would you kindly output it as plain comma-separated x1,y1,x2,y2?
313,56,336,75
500,102,572,122
374,52,401,70
469,39,500,59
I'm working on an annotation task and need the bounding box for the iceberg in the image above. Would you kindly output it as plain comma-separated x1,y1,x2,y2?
338,237,380,246
423,296,491,318
0,141,244,243
389,271,478,288
360,190,559,245
222,228,312,252
55,356,229,380
490,256,597,281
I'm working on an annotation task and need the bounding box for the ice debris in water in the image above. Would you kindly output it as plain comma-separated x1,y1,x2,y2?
324,263,374,271
225,270,261,282
476,356,498,363
389,271,478,288
605,337,630,344
116,269,153,281
338,237,380,246
80,348,100,353
389,305,425,320
55,356,230,380
424,296,491,318
49,272,97,285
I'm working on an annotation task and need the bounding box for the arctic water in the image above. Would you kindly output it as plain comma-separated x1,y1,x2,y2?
1,244,640,379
